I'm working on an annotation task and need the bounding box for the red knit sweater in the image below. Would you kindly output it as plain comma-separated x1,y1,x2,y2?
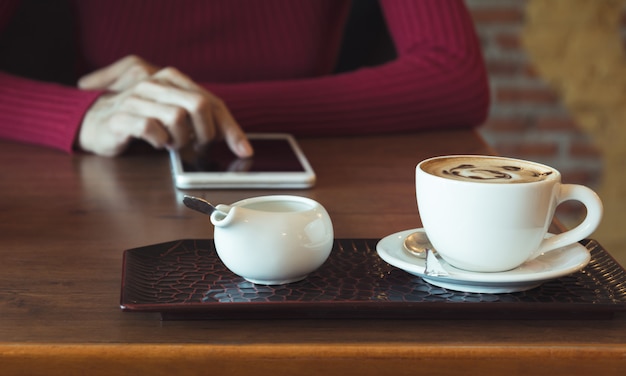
0,0,489,153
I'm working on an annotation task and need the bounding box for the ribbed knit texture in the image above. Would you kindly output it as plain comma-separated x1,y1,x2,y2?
0,0,489,152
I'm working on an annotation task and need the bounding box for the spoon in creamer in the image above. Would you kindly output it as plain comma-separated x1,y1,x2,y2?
183,195,227,216
403,231,435,259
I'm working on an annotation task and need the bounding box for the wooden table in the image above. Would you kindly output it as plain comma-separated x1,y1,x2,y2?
1,130,624,375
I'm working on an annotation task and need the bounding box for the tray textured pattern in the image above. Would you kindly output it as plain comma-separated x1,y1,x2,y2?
120,239,626,319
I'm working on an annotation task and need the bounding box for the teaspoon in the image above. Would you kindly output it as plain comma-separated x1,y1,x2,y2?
183,195,224,216
403,231,435,259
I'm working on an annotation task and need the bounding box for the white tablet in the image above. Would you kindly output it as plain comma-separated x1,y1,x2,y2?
169,133,316,189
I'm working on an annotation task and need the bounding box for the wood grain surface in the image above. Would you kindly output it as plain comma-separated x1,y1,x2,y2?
1,130,624,375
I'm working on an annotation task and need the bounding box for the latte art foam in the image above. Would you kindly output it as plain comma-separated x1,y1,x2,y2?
422,157,554,183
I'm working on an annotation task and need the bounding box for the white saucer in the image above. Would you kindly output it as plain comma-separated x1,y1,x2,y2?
376,228,591,293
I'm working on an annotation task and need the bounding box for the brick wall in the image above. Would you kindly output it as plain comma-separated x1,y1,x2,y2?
464,0,607,223
466,0,603,187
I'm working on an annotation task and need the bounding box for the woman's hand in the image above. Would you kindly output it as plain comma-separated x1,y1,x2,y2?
77,56,253,157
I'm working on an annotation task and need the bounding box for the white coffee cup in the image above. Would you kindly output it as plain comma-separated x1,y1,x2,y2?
415,155,603,273
210,195,334,285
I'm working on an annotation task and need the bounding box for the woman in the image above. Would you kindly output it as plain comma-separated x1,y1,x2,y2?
0,0,489,157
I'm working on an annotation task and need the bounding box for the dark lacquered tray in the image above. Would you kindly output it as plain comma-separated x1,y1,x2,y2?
120,238,626,320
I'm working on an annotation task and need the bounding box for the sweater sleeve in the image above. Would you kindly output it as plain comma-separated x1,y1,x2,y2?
0,0,101,152
205,0,489,137
0,72,102,152
0,0,489,152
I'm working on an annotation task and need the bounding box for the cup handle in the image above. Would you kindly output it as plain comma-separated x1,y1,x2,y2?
531,184,603,259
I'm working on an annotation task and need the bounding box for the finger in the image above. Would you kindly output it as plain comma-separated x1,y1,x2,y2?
78,55,150,90
152,66,202,91
106,63,156,92
146,68,218,143
107,111,171,149
119,96,192,148
132,80,216,142
78,56,138,89
212,103,254,158
135,71,253,156
151,68,253,156
81,112,167,157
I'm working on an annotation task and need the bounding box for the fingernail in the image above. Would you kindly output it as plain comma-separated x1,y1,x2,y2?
237,140,254,157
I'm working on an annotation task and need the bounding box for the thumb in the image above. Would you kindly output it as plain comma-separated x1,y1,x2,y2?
78,65,120,90
77,55,146,90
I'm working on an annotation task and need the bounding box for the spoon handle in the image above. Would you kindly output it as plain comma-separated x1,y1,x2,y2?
183,195,218,215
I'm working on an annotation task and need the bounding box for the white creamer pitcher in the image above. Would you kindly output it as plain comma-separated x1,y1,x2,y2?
210,195,334,285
